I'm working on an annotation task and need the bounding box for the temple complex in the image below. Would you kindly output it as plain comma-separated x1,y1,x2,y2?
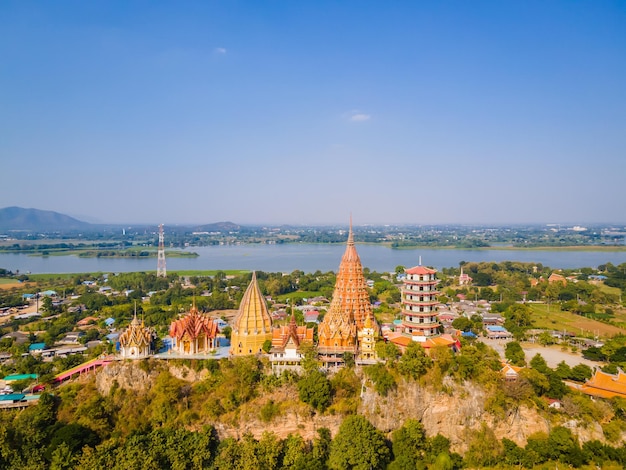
118,308,155,359
269,312,314,374
317,220,379,368
230,272,273,356
169,301,220,355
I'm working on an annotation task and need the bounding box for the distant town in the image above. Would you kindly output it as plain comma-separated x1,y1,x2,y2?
2,210,626,256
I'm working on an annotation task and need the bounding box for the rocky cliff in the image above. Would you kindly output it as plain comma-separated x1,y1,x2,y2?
92,360,613,452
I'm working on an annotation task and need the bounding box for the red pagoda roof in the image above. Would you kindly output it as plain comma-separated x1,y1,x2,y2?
405,265,437,275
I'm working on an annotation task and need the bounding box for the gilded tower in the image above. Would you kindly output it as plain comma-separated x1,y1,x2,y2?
230,272,273,356
318,219,378,367
119,307,155,359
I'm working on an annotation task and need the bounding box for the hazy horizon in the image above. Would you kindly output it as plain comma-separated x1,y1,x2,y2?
3,205,624,228
2,2,625,226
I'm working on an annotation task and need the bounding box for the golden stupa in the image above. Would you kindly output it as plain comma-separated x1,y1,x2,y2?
230,271,273,355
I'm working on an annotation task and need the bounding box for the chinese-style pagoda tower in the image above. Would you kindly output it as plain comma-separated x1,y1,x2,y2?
230,272,273,356
119,306,155,359
401,263,441,336
169,300,220,355
317,219,378,367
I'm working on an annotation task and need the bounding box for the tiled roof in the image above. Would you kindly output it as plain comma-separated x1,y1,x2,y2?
405,265,437,275
580,369,626,399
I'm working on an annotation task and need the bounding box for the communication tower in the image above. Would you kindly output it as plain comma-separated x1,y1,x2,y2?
157,224,167,278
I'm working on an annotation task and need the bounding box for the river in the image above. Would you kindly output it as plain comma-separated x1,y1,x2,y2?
1,244,626,275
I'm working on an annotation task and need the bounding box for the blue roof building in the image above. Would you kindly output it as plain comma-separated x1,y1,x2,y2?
28,343,46,352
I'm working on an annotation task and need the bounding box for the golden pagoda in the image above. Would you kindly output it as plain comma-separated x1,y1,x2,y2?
118,305,155,359
230,272,273,356
317,219,378,367
169,300,220,355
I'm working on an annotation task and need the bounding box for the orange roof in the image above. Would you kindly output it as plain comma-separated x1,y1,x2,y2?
169,304,219,341
405,265,437,275
271,314,314,349
389,335,413,347
581,369,626,399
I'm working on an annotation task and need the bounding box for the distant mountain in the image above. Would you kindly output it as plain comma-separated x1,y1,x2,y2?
0,207,94,232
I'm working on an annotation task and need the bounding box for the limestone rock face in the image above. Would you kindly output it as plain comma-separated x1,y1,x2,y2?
358,378,550,452
89,361,618,450
95,361,159,396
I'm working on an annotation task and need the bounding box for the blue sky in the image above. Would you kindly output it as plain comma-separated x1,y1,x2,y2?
1,1,625,225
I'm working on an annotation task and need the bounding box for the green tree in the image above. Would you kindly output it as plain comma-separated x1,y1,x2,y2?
376,341,400,362
389,419,428,469
504,341,526,366
570,363,593,382
364,363,396,397
529,353,550,374
298,370,332,412
398,342,432,380
464,423,503,468
329,415,391,470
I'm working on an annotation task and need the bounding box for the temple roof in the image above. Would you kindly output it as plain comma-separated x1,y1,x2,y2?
232,272,272,334
271,313,314,350
169,302,219,341
119,311,153,347
580,368,626,399
406,265,437,275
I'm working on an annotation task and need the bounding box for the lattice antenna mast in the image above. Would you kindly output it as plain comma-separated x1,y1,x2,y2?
157,224,167,278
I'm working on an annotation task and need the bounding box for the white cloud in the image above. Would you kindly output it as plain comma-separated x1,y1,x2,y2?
214,47,227,54
349,113,371,122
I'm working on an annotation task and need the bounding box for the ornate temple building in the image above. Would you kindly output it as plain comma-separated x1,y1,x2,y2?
169,301,220,355
269,312,314,374
118,309,155,359
401,264,441,337
317,220,379,367
388,262,459,354
230,272,273,356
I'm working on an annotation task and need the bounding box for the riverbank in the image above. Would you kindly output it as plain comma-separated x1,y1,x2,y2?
389,244,626,252
3,243,626,275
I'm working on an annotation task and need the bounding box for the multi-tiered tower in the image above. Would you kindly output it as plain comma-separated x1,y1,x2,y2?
401,263,441,336
317,219,378,367
230,272,273,356
157,224,166,278
118,306,155,359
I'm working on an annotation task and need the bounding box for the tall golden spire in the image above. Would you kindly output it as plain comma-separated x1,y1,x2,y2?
230,271,273,355
318,218,378,365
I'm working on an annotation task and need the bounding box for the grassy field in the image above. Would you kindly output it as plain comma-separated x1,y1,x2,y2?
528,302,626,338
0,279,36,290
